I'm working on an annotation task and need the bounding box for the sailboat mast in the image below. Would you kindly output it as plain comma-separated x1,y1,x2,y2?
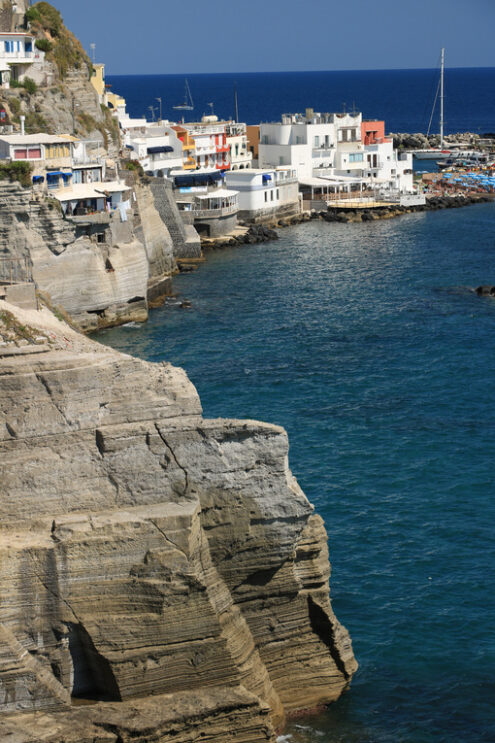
440,47,445,147
234,83,239,124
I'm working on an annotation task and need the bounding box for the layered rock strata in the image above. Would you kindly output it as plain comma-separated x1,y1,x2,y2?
0,300,357,741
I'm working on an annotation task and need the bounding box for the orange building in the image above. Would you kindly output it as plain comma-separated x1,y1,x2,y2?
171,125,196,170
361,120,387,145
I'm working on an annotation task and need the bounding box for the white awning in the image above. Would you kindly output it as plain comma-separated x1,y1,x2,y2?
52,181,128,201
196,188,239,199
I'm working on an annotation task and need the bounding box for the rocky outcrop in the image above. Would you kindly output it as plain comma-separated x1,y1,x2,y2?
0,300,357,740
0,181,176,330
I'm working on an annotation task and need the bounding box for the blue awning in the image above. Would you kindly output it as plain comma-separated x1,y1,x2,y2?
46,171,71,178
32,175,44,182
148,145,174,154
262,174,272,183
174,171,223,187
125,144,134,150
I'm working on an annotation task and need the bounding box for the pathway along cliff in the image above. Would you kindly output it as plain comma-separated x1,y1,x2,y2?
0,298,357,743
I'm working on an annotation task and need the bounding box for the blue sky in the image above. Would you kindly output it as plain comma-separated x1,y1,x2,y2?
53,0,495,75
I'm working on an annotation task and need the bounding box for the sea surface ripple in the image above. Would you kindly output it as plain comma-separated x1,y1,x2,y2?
97,203,495,743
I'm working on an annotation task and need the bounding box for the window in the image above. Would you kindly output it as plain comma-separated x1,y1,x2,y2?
296,136,304,144
314,136,319,147
264,191,268,202
349,153,363,163
14,149,27,159
276,189,279,199
270,190,274,201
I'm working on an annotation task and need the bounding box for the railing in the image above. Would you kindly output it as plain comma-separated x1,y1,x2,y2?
1,50,33,60
312,149,333,158
0,256,33,285
274,176,298,185
186,203,238,218
72,154,104,166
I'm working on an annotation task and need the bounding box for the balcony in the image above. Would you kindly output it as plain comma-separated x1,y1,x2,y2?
72,153,104,166
312,149,333,158
189,203,238,218
1,50,34,61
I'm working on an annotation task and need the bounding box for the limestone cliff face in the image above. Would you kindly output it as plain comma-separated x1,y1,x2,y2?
0,301,357,741
0,182,176,330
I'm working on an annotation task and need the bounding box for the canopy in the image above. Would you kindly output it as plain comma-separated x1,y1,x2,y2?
46,171,68,177
262,174,272,183
32,175,44,182
174,171,224,187
147,145,173,154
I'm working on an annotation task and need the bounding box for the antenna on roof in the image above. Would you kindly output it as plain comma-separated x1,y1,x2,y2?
148,105,156,122
342,102,347,114
90,43,96,63
207,102,215,115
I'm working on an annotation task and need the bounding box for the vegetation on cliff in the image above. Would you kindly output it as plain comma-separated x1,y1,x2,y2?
0,161,32,187
26,2,92,79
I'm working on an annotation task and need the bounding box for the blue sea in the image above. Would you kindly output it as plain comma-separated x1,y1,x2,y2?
97,202,495,743
98,69,495,742
107,67,495,134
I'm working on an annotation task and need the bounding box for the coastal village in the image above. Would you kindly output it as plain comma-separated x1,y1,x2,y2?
0,0,494,331
0,4,494,743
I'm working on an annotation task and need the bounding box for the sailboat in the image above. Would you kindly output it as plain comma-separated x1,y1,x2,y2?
173,79,194,111
413,49,451,160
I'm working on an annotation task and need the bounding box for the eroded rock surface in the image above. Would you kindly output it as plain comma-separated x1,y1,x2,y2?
0,301,357,741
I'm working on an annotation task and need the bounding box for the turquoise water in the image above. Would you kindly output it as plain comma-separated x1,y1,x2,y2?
97,204,495,743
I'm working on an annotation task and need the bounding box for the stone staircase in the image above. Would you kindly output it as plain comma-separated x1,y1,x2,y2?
150,179,201,259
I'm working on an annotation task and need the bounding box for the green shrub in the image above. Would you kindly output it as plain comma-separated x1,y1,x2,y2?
0,162,33,188
8,97,21,115
32,2,62,36
9,80,23,89
24,111,49,134
35,38,53,53
22,77,37,95
123,160,144,177
26,7,41,24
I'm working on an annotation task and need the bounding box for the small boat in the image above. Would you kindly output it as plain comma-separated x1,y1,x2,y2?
414,148,451,160
173,79,194,111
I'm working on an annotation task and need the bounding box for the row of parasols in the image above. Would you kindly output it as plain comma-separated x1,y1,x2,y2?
441,170,495,192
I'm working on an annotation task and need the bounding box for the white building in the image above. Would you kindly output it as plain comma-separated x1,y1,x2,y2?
259,109,414,195
224,167,300,221
127,126,183,176
0,32,35,87
0,131,105,187
225,122,252,170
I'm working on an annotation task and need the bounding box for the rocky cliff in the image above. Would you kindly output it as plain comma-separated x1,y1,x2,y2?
0,300,357,741
0,180,177,330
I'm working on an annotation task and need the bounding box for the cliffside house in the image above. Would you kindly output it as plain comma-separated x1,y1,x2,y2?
0,132,105,187
173,171,239,236
52,180,131,220
0,32,34,87
224,167,300,222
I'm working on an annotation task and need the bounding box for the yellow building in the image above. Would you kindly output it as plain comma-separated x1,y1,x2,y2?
171,126,197,170
90,63,106,104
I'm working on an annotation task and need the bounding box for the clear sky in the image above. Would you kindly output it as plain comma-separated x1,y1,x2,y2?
53,0,495,75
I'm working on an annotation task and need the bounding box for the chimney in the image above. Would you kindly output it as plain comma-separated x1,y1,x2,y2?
20,115,25,136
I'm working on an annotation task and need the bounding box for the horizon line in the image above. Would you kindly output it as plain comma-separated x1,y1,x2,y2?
106,64,495,77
